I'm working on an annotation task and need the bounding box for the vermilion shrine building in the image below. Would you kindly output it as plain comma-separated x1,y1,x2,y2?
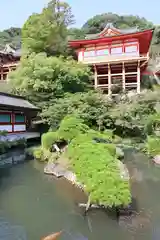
69,23,154,95
0,45,20,81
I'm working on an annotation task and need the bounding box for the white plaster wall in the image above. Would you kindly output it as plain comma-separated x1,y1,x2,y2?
0,125,12,132
14,125,26,132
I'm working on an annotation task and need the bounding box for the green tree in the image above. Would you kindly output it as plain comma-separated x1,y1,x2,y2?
109,89,160,137
68,28,86,40
82,13,154,34
22,0,74,56
41,91,113,130
0,27,21,50
9,52,91,109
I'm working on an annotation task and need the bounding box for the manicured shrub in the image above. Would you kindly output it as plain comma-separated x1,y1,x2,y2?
41,131,58,150
66,134,131,207
57,115,90,142
33,146,44,160
145,136,160,156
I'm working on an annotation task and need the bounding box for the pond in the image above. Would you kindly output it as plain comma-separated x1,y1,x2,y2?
0,149,159,240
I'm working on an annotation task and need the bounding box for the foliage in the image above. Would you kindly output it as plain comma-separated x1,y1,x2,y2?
57,115,90,142
145,113,160,136
0,131,8,136
41,91,113,130
82,13,154,34
0,27,21,50
67,134,131,206
22,0,74,56
33,146,58,162
109,89,160,137
145,136,160,156
68,28,86,40
9,53,91,109
41,132,58,150
0,138,26,154
41,89,160,139
33,146,44,160
41,115,90,150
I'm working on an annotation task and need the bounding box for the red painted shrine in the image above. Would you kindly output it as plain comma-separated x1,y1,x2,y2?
69,23,154,95
0,45,20,81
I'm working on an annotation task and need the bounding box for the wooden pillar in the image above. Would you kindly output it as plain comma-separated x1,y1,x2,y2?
108,63,112,95
122,62,125,92
137,61,140,94
0,67,3,81
11,111,14,133
7,67,11,81
94,64,98,89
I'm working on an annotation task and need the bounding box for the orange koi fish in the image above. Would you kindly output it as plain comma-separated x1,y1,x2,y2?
41,231,62,240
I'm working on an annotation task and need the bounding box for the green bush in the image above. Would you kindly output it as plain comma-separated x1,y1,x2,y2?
145,136,160,156
66,134,131,207
145,113,160,136
0,138,26,154
33,147,44,160
41,131,58,150
0,130,8,136
57,115,90,142
104,143,116,156
103,129,114,140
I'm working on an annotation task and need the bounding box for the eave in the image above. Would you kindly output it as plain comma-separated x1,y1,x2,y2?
69,28,155,51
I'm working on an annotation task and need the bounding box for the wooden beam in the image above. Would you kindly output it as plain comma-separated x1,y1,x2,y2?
97,72,138,77
137,60,140,94
108,63,112,95
97,74,108,77
140,59,148,68
83,54,148,65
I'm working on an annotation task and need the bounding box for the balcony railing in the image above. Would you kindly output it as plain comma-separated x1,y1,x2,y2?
80,53,149,64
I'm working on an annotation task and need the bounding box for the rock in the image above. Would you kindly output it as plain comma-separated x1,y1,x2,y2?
116,147,124,159
118,160,130,180
153,155,160,165
44,162,65,177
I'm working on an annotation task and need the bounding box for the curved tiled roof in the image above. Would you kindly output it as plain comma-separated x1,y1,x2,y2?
0,44,21,58
85,22,139,39
0,92,39,110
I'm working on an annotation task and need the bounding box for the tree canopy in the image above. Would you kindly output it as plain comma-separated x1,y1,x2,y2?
9,52,91,109
22,0,74,56
41,91,113,130
0,27,21,50
82,13,154,34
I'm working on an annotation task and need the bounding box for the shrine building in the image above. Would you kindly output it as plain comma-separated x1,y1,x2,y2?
69,23,155,95
0,45,20,81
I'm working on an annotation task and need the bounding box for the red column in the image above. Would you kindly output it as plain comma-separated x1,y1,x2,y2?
11,112,14,133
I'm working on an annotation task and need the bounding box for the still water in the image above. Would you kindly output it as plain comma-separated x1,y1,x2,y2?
0,149,159,240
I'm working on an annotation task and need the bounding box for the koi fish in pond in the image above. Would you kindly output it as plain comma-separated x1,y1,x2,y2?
41,231,88,240
41,231,62,240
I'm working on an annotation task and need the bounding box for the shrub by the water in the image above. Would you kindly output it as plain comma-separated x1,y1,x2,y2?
41,116,90,150
66,134,131,207
145,113,160,136
41,132,58,150
145,136,160,156
33,146,44,160
57,115,90,142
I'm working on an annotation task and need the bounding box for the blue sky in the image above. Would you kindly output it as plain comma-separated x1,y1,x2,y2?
0,0,159,30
